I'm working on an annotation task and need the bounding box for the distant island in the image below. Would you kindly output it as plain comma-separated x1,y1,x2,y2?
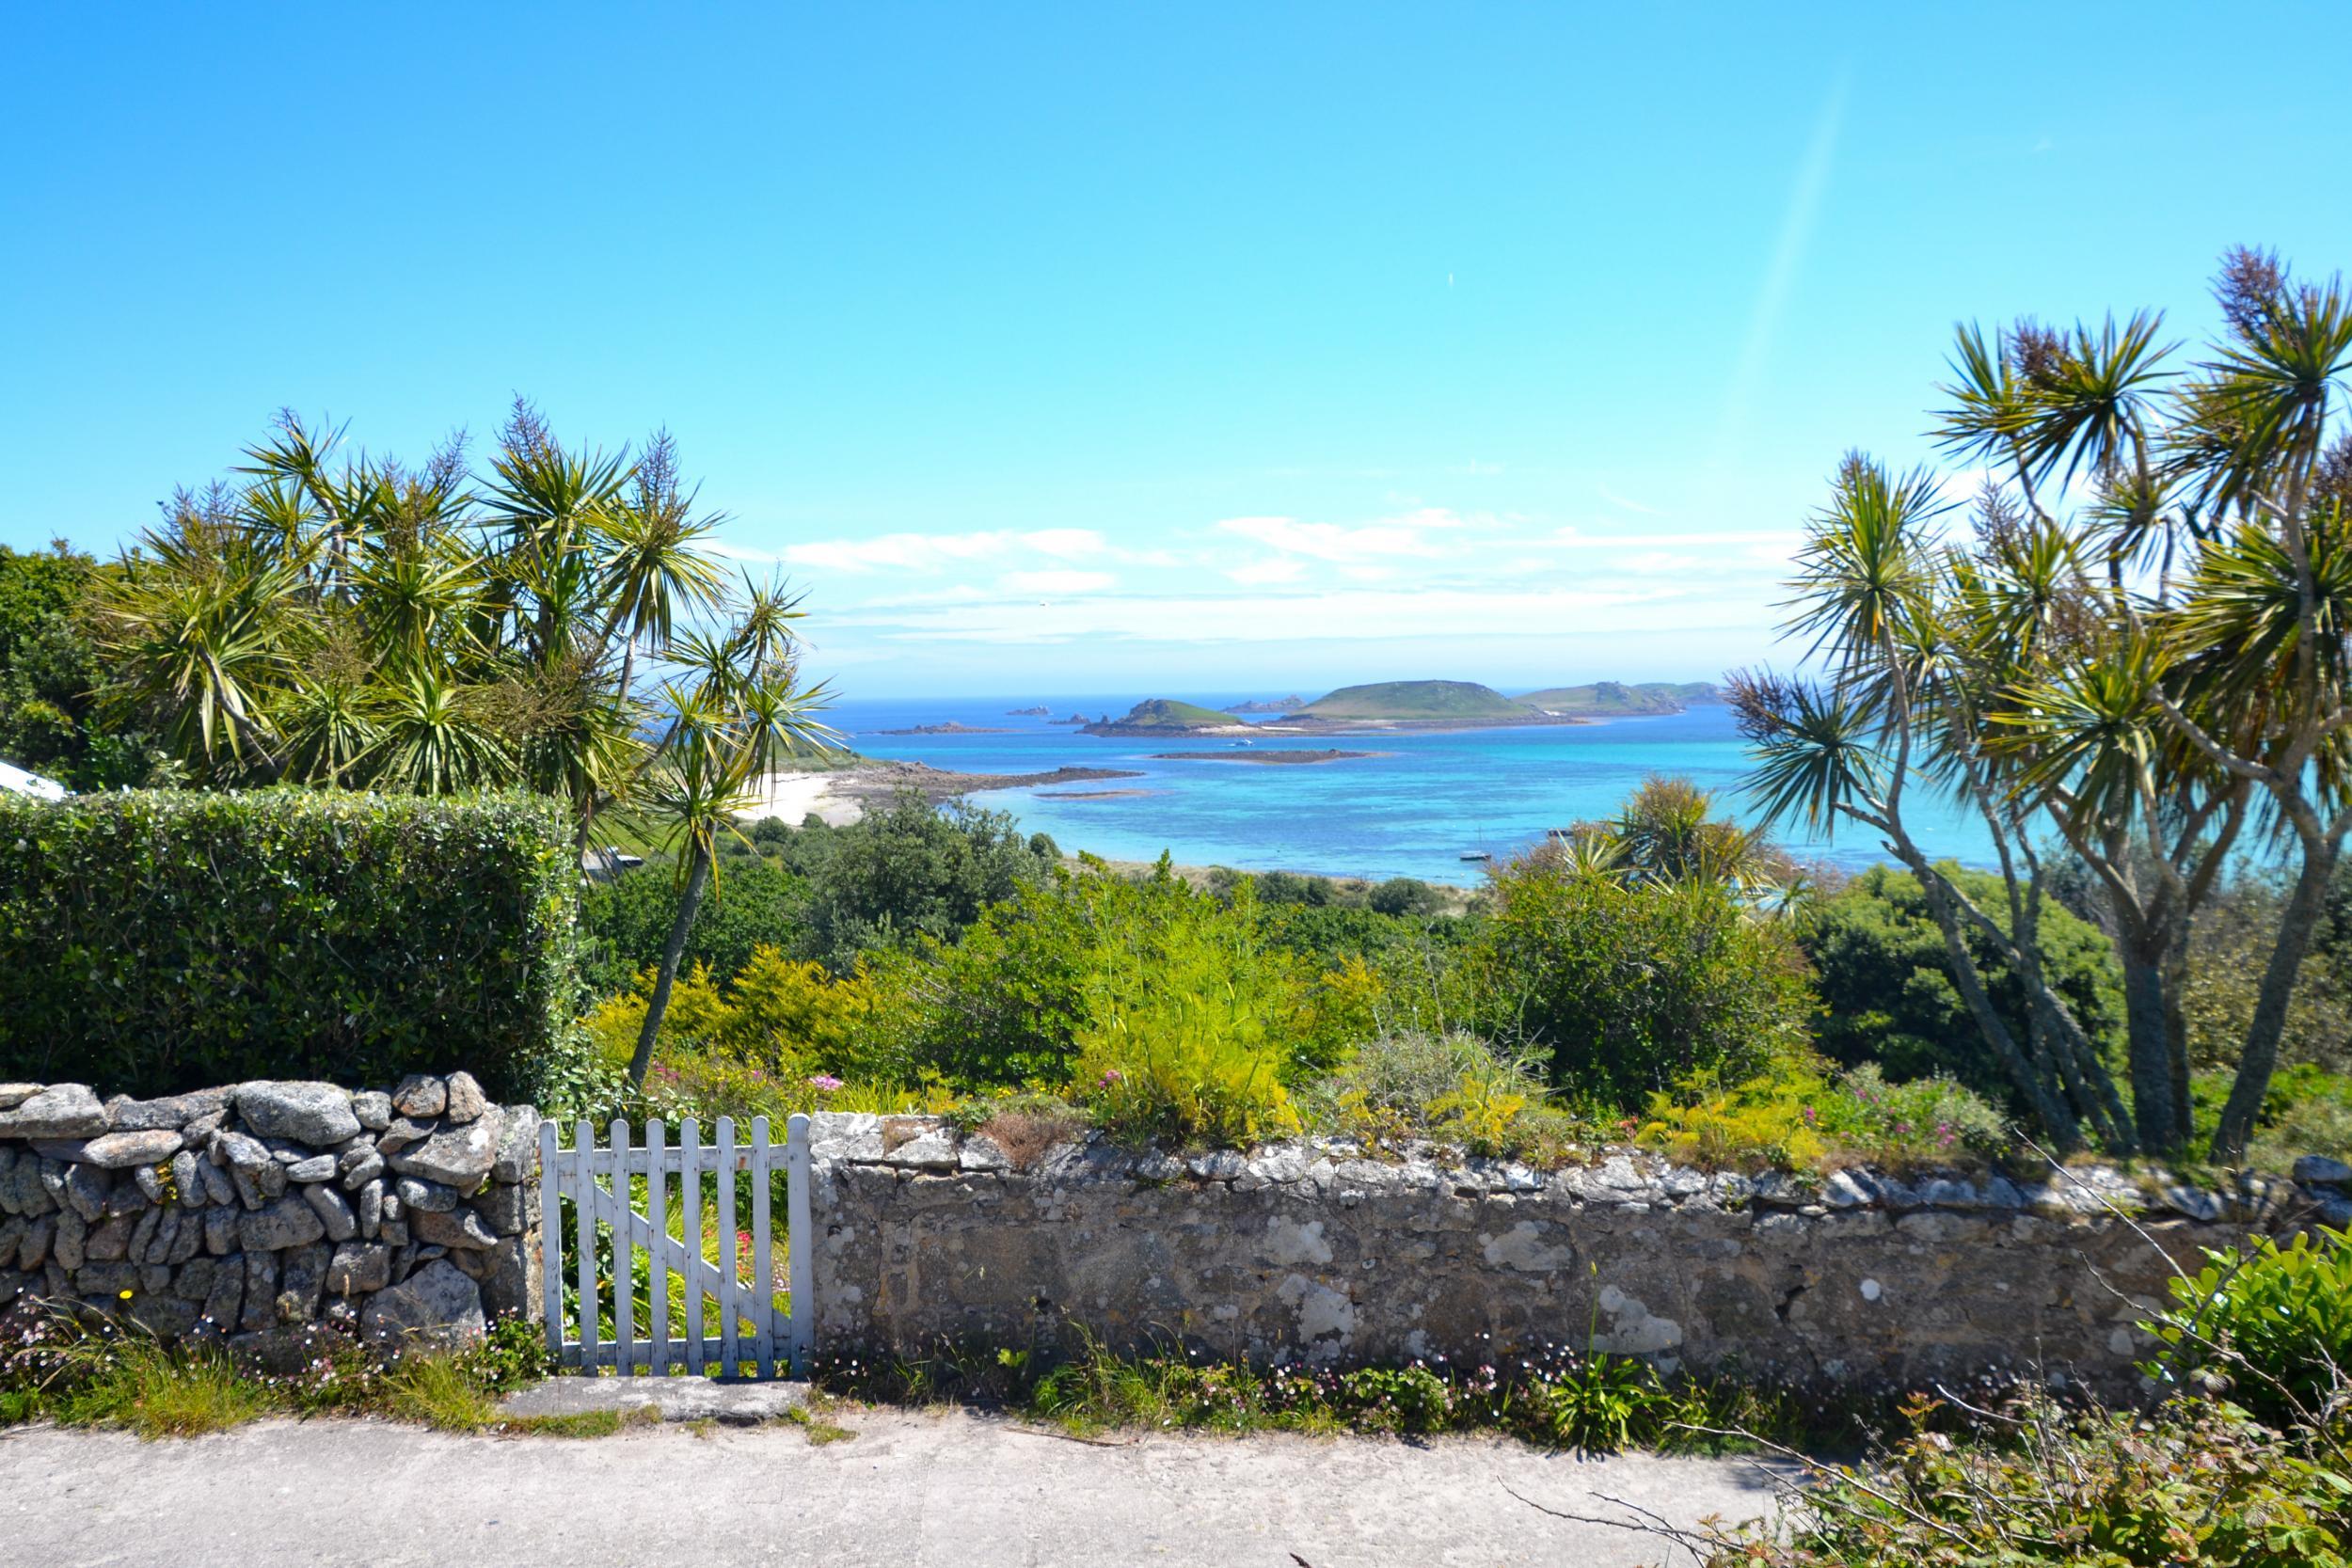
1294,680,1533,723
1513,680,1719,718
1005,705,1051,717
873,721,1011,735
1048,712,1089,725
1080,699,1247,736
1076,680,1719,737
1150,748,1378,766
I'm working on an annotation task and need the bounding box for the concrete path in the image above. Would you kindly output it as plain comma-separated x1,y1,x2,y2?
0,1409,1791,1567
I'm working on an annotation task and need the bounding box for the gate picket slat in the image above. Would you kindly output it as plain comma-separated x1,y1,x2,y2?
572,1120,598,1372
787,1113,813,1374
647,1118,668,1374
539,1121,563,1365
716,1117,739,1376
681,1118,704,1375
752,1116,773,1377
610,1119,635,1374
537,1114,813,1382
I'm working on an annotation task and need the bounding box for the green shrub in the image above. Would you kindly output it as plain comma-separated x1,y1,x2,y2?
2149,1228,2352,1430
1638,1059,2010,1170
1072,879,1308,1147
1711,1394,2352,1566
1261,899,1479,974
788,793,1057,973
1367,876,1444,916
2191,1062,2352,1167
1476,855,1814,1103
1300,1028,1579,1160
0,544,163,791
879,858,1337,1095
1801,863,2124,1107
0,788,580,1101
580,857,806,994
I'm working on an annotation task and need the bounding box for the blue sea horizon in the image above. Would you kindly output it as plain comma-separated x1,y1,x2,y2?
805,693,1997,886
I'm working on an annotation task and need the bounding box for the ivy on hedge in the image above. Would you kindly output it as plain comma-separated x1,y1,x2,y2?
0,788,583,1101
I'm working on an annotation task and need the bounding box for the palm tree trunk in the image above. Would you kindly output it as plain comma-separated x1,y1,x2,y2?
2163,929,2195,1149
1899,847,2083,1148
2210,839,2337,1161
2119,935,2182,1156
628,847,711,1088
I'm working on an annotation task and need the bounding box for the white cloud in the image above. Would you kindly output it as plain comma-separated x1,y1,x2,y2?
834,581,1775,647
1216,508,1469,563
777,531,1017,573
1547,527,1801,553
1003,569,1115,595
1597,486,1666,516
711,526,1111,576
1018,529,1108,560
1618,550,1708,577
1224,557,1307,585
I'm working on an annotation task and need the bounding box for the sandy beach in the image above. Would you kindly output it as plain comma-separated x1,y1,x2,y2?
747,759,1143,826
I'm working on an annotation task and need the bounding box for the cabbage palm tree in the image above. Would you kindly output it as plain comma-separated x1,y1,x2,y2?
1732,463,2127,1148
623,660,835,1088
93,508,313,781
1745,247,2352,1160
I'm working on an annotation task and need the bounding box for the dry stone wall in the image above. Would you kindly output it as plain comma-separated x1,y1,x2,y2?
808,1114,2337,1396
0,1074,536,1362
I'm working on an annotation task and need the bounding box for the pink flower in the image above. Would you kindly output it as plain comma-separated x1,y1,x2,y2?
807,1074,843,1092
1097,1069,1124,1087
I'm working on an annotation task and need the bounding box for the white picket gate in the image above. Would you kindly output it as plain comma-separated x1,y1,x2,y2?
539,1114,813,1379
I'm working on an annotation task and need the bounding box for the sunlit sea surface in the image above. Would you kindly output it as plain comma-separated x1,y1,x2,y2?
816,694,1995,886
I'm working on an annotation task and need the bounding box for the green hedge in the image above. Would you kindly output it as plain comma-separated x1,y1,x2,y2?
0,789,583,1101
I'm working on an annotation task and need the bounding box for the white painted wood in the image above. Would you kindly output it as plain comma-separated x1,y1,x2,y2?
751,1116,773,1377
716,1117,739,1375
550,1142,753,1175
538,1121,562,1364
609,1119,635,1374
787,1113,814,1373
572,1183,733,1294
536,1113,810,1380
646,1118,668,1375
681,1118,704,1376
572,1120,597,1371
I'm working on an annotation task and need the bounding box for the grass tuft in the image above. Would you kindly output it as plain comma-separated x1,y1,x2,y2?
57,1340,270,1440
382,1354,499,1433
783,1393,858,1444
500,1406,660,1438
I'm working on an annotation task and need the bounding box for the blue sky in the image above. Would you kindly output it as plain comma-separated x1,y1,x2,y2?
6,3,2349,697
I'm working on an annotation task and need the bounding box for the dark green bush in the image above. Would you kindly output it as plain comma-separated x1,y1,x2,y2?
579,857,807,994
788,793,1057,974
1801,863,2124,1108
0,544,162,790
1367,876,1444,916
1476,857,1815,1103
0,788,581,1101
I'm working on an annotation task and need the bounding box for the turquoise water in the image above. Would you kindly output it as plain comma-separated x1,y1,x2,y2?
821,695,1994,885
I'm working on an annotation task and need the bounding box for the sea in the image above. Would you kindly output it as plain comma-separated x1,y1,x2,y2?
816,694,1996,886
